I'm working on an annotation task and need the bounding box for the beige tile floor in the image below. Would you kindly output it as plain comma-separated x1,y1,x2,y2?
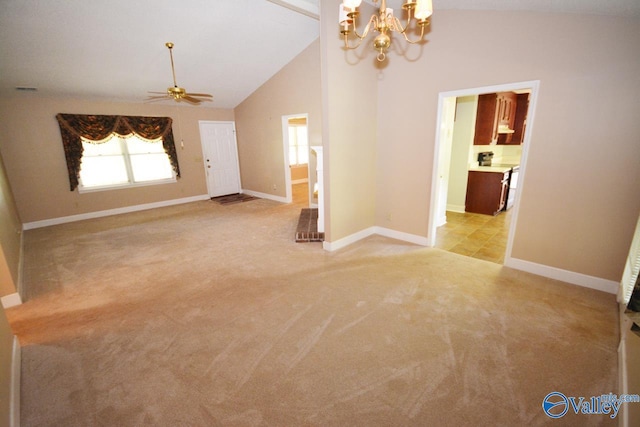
435,209,512,264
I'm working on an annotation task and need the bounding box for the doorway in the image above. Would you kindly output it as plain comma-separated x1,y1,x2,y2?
199,121,242,198
428,81,540,264
281,113,310,205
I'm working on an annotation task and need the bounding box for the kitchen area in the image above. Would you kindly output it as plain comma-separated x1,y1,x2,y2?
436,89,531,263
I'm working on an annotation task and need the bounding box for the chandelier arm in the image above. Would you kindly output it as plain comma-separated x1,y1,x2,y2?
351,14,377,40
343,32,366,50
395,17,427,44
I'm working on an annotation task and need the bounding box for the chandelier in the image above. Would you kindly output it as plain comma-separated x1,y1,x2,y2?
339,0,433,61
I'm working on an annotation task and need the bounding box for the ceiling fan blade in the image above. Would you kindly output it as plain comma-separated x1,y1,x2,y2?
144,97,170,104
182,95,202,104
185,92,213,98
148,91,169,95
146,95,169,99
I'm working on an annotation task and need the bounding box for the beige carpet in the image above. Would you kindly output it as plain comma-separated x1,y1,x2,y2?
6,197,618,426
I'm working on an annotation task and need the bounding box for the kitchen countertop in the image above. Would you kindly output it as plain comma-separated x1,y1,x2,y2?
468,165,514,173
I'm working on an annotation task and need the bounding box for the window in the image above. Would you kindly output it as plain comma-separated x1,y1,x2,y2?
288,119,308,166
56,114,180,192
79,134,175,191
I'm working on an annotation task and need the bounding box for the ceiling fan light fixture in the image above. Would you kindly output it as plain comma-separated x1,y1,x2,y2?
146,42,213,105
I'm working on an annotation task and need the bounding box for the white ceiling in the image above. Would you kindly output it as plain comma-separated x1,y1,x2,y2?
1,0,637,108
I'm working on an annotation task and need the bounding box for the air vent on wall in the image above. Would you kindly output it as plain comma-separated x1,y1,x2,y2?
15,87,38,92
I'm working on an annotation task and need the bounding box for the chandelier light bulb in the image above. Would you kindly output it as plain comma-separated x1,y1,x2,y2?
415,0,433,20
343,0,363,8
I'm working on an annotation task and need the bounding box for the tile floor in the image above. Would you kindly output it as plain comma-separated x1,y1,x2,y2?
435,210,512,264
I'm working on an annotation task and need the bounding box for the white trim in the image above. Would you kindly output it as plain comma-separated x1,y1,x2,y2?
281,113,309,205
323,227,376,252
445,204,466,214
375,227,430,246
323,226,429,252
1,293,22,309
241,189,288,204
22,195,210,230
504,257,618,294
10,336,20,427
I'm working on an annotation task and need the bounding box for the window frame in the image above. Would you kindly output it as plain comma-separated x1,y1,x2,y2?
77,134,177,193
288,121,309,167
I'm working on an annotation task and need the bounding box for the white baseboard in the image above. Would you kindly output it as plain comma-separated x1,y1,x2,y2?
1,293,22,309
323,226,428,252
22,195,211,230
375,226,430,246
446,204,466,214
505,257,618,294
241,189,288,204
323,227,376,251
11,336,20,427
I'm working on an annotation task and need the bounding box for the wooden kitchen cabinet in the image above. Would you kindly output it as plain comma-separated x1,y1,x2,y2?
509,93,530,145
474,92,517,145
465,170,509,216
473,93,499,145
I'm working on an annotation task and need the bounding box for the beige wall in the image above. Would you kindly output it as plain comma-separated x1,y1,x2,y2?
374,11,640,281
234,39,322,198
0,151,21,297
0,97,234,223
321,0,378,242
0,303,14,427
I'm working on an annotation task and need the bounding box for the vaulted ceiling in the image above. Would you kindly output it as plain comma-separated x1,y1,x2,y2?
1,0,637,108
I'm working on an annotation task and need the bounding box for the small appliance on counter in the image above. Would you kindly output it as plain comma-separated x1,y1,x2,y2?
477,151,494,166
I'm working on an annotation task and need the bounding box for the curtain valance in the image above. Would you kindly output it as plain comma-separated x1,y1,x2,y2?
56,113,181,191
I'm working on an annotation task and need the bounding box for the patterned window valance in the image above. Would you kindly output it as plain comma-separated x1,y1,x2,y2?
56,113,181,191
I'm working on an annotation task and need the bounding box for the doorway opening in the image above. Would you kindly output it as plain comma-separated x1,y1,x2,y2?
428,81,540,264
281,113,310,206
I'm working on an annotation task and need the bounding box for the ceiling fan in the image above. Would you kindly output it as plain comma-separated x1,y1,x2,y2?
146,42,213,105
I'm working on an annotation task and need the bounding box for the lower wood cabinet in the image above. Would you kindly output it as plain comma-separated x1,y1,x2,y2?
465,170,509,216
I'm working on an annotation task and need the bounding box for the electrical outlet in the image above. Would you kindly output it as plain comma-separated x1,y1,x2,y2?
272,184,277,190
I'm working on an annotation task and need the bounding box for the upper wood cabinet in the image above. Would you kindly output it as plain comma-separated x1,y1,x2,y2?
508,93,530,145
474,91,528,145
473,93,499,145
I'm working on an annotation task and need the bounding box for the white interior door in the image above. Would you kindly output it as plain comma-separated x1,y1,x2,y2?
199,121,241,197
